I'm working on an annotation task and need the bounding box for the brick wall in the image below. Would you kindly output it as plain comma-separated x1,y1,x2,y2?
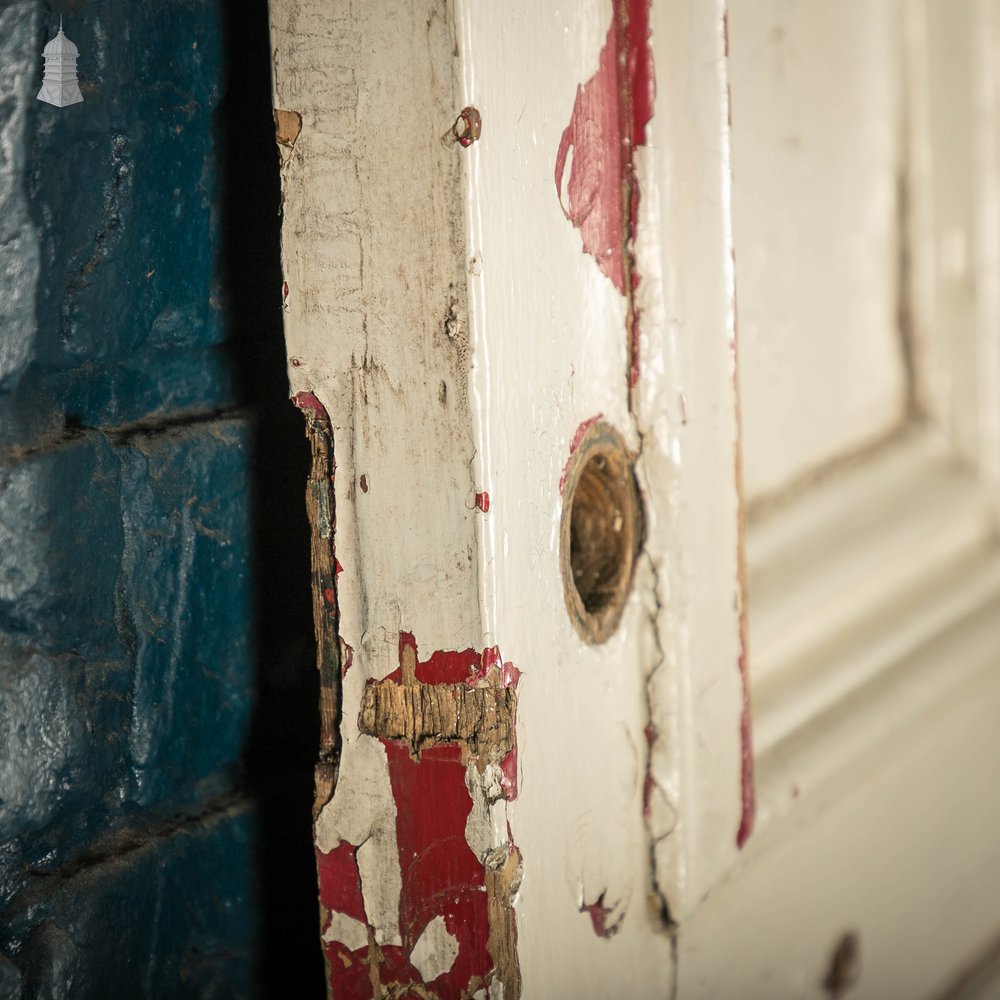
0,2,319,994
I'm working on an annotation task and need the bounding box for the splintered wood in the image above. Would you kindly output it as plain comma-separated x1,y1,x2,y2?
295,391,341,820
359,644,516,763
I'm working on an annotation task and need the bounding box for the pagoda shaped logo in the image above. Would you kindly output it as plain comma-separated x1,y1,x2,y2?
37,18,83,107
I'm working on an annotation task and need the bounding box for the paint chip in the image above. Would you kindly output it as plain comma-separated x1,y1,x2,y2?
580,892,626,939
553,5,653,294
274,108,302,148
410,915,460,983
322,912,369,954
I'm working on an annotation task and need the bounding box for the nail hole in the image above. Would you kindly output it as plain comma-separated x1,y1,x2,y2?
560,422,642,644
453,106,482,147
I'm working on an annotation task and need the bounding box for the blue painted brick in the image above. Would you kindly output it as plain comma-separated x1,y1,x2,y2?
25,346,238,435
0,649,137,891
0,437,124,657
0,4,42,398
115,420,252,808
0,955,23,998
0,420,252,878
23,0,234,430
0,1,264,990
0,646,90,845
2,806,257,998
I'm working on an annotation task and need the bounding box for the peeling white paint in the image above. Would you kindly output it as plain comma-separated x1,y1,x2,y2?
321,912,368,954
465,762,508,862
635,0,749,918
315,737,402,946
274,0,740,991
273,0,1000,995
271,1,487,966
409,915,460,983
454,0,679,992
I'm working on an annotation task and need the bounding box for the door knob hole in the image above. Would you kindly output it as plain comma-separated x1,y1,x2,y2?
560,421,642,644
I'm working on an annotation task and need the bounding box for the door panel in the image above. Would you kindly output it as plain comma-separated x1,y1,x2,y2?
683,2,1000,997
729,0,909,503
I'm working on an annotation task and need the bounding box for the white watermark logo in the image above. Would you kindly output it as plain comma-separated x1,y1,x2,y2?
37,17,83,108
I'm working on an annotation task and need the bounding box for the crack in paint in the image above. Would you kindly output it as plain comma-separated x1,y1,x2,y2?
555,0,680,937
725,58,756,849
638,549,674,928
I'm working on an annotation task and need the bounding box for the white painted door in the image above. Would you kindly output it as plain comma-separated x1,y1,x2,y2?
680,3,1000,998
269,1,1000,997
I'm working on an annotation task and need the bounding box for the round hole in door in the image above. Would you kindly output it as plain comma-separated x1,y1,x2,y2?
560,421,643,644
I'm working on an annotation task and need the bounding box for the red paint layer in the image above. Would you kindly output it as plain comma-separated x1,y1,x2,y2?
736,648,756,848
455,106,483,147
479,644,502,678
626,0,653,390
387,631,482,685
480,645,521,797
625,0,655,147
643,773,655,819
500,747,518,801
383,742,492,993
555,27,628,293
555,1,653,389
581,893,624,939
291,390,328,421
340,639,354,678
554,0,654,296
475,491,490,513
559,414,603,494
317,841,367,925
325,633,521,998
321,942,372,996
359,474,369,494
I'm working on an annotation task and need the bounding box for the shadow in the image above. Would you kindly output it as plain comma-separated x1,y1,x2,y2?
214,0,324,994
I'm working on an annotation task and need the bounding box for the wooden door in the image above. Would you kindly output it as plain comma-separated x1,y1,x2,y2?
680,3,1000,997
269,1,1000,996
